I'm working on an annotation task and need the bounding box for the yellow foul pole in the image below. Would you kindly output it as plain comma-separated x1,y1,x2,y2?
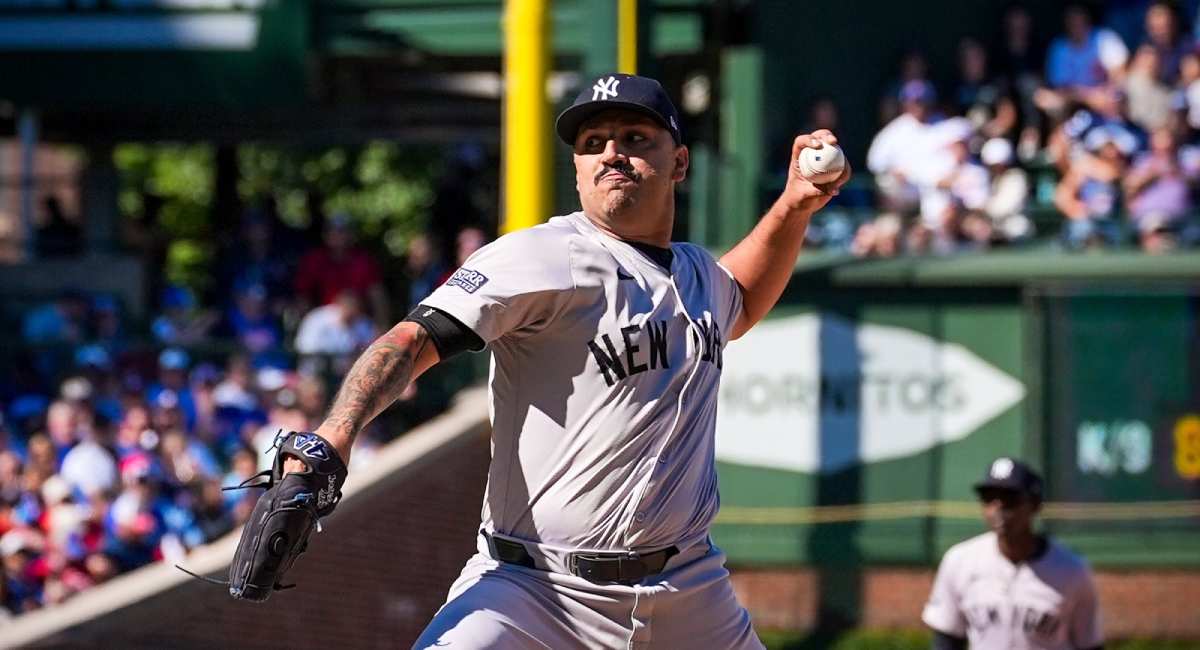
618,0,638,74
502,0,550,233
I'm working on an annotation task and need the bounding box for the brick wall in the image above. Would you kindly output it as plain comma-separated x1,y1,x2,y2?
730,566,1200,639
32,426,494,649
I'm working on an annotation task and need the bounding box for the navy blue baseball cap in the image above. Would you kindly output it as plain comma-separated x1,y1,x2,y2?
556,73,683,145
973,457,1044,498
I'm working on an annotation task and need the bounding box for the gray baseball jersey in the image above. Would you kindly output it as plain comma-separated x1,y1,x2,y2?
923,532,1104,650
422,211,743,551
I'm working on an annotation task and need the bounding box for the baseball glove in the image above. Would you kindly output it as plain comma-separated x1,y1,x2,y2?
225,430,348,601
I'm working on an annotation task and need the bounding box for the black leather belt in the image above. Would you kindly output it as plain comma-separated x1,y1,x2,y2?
483,531,679,586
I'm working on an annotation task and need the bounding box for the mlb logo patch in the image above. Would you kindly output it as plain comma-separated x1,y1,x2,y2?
447,268,489,294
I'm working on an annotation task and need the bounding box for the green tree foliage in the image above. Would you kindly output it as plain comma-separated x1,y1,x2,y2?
237,142,441,256
114,143,215,294
114,141,443,297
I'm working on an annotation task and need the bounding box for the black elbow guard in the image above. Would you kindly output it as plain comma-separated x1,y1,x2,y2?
403,304,485,360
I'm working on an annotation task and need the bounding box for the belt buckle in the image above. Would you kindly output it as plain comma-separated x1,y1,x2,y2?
570,551,645,585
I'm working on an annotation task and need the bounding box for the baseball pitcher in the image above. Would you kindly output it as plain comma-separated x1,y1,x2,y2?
227,73,850,649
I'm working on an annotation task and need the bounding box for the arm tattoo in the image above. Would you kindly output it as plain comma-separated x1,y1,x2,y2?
323,322,431,444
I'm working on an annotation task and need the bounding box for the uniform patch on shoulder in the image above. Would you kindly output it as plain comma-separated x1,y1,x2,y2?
446,267,489,293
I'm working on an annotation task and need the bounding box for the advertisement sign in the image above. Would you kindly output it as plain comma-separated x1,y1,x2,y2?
716,313,1026,473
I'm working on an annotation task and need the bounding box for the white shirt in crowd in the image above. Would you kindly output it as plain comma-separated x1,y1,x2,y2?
59,440,117,496
294,304,377,356
867,112,932,178
923,531,1103,650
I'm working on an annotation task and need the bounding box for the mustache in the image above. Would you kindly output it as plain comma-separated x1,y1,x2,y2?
596,162,640,183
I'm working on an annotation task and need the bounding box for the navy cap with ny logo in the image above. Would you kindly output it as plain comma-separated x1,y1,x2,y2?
555,73,683,146
973,457,1044,497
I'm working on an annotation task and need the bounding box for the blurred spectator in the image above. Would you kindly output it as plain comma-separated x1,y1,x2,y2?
105,454,165,571
115,402,153,460
73,345,119,426
1047,86,1140,172
294,215,389,328
851,213,905,258
1125,45,1176,132
159,429,219,489
44,399,83,462
222,446,260,524
22,290,89,345
146,349,197,433
455,226,488,267
252,388,308,471
1123,127,1199,252
878,50,932,126
955,37,1018,140
1055,126,1134,249
0,450,20,500
122,192,169,311
403,234,447,312
212,354,258,413
913,118,991,253
0,209,20,264
24,435,57,486
804,96,840,134
295,290,378,358
1141,1,1191,84
150,390,187,442
994,5,1044,84
59,420,117,498
34,196,83,259
1045,4,1129,90
192,480,233,542
867,80,940,214
430,143,489,265
89,295,127,356
190,363,221,441
151,286,218,346
294,374,328,428
1178,52,1200,130
992,5,1046,161
218,281,282,357
217,208,294,314
980,138,1034,244
1,527,45,612
39,476,86,551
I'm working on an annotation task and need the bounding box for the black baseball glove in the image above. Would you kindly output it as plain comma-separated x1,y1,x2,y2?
226,431,348,601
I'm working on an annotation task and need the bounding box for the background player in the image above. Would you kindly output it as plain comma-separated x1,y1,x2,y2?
923,457,1104,650
273,73,849,647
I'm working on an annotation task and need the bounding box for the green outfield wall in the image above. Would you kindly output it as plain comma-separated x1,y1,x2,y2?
711,253,1200,569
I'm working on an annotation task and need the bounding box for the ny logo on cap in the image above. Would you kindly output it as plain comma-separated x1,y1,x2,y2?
990,458,1014,479
592,76,621,101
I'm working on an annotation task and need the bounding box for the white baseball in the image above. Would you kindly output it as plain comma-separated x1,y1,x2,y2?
796,142,845,184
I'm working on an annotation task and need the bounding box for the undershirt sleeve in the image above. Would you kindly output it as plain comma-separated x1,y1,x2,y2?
403,304,485,360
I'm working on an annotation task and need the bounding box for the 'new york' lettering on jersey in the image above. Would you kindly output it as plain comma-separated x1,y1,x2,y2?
420,212,743,551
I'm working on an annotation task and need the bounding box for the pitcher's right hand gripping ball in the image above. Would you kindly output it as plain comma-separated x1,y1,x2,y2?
228,431,347,601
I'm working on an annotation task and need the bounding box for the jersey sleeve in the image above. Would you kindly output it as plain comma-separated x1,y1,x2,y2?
419,228,576,345
1069,565,1104,648
922,547,968,637
677,243,743,337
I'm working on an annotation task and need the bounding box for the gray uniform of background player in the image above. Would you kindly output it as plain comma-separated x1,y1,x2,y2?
923,531,1103,650
411,211,761,648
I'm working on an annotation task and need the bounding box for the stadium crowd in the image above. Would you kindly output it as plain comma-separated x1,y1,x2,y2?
847,1,1200,256
0,205,488,620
